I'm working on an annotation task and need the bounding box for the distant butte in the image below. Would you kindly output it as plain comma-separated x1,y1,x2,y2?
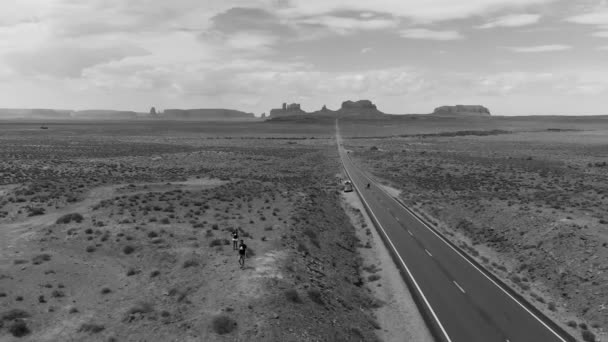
268,99,384,120
431,105,491,117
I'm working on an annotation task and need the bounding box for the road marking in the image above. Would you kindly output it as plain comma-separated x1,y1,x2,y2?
453,281,466,293
408,230,413,236
349,159,570,342
425,249,433,257
340,159,453,342
395,216,400,222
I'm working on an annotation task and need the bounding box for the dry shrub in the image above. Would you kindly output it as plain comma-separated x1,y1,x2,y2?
211,315,237,335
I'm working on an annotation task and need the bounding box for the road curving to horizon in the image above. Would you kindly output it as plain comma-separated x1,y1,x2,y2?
336,120,574,342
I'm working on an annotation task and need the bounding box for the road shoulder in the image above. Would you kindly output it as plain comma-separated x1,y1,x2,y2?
341,189,433,342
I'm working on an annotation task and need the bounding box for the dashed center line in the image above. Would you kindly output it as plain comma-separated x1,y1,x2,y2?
453,281,466,294
425,249,433,257
407,230,414,236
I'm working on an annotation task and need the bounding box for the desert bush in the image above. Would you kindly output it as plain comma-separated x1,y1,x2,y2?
27,207,45,216
368,274,381,282
150,270,160,278
285,289,302,303
126,268,139,276
126,302,154,316
32,253,51,265
582,330,596,342
123,245,135,255
56,213,83,224
307,289,324,306
160,217,170,224
51,290,65,298
78,323,105,334
183,259,199,268
211,315,237,335
2,309,30,321
548,302,556,311
100,287,112,295
86,246,96,253
567,320,577,328
8,320,30,337
361,294,385,309
296,242,309,254
210,239,229,247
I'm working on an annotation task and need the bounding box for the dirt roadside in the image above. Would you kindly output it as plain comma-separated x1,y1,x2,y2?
340,182,433,342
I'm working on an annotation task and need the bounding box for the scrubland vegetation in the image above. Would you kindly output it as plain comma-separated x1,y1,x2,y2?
347,126,608,339
0,121,378,341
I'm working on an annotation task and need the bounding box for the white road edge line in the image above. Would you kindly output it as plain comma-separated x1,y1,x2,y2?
340,156,453,342
408,230,413,236
425,249,433,257
453,281,466,293
359,163,569,342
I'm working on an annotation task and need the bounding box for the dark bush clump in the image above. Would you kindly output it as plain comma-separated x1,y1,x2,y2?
79,323,105,334
32,254,51,265
211,315,237,335
582,330,596,342
182,259,199,268
56,213,84,224
307,289,324,306
8,320,30,337
2,309,30,321
285,289,302,303
123,245,135,255
210,239,229,247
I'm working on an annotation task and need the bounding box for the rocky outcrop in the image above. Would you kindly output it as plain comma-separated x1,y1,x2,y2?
340,100,377,110
269,103,306,118
432,105,491,117
162,109,255,121
269,100,385,120
336,100,383,117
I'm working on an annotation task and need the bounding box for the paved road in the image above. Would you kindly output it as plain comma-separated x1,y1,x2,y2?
336,121,572,342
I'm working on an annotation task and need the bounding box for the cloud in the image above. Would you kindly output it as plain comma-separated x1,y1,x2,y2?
210,7,289,35
592,31,608,37
566,9,608,26
295,15,398,34
4,44,149,78
225,31,280,51
400,28,463,40
361,47,373,53
476,14,541,29
506,44,572,52
599,45,608,50
273,0,558,23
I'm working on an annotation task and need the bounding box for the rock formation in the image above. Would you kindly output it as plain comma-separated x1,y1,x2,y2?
336,100,383,117
269,103,306,118
432,105,491,117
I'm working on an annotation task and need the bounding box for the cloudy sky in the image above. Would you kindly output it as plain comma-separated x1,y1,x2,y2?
1,0,608,115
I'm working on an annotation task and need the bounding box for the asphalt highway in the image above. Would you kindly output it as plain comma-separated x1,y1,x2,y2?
336,121,572,342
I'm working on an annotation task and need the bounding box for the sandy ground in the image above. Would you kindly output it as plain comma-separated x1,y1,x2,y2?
341,187,433,342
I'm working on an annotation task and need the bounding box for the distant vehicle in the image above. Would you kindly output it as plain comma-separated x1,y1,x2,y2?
344,181,353,192
40,126,48,129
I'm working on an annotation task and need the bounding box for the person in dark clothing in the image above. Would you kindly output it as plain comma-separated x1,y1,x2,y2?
238,240,247,268
232,229,239,250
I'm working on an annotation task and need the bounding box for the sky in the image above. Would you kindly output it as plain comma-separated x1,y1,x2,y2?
1,0,608,116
